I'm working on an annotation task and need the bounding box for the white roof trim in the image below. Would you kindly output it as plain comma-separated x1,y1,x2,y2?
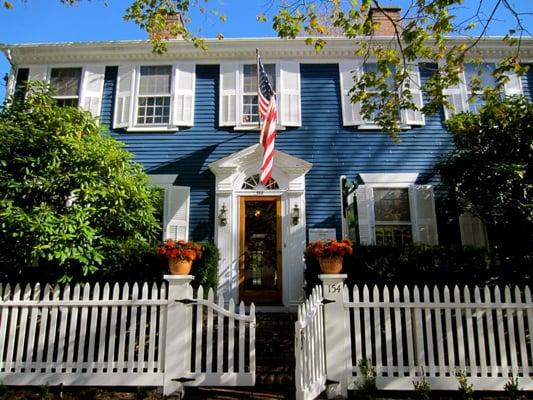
2,36,532,65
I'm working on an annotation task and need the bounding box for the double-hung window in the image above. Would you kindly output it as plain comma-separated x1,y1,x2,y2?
219,61,301,128
464,63,496,112
343,173,438,246
241,64,276,124
374,188,412,246
339,61,425,128
136,66,172,126
443,62,523,119
50,67,82,107
11,65,106,118
113,63,195,131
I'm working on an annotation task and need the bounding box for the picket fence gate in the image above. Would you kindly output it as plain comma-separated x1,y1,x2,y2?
295,286,327,400
305,275,533,399
0,275,256,395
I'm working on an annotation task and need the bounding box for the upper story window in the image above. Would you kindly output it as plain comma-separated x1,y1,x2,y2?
113,63,196,131
136,66,172,125
443,62,522,119
464,63,496,112
373,188,412,246
219,61,301,129
339,61,425,128
50,67,82,107
242,64,276,124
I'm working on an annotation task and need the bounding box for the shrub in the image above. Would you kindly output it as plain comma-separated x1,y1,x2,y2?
192,241,220,292
304,243,530,293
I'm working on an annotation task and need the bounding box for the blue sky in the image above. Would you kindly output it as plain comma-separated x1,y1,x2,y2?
0,0,531,101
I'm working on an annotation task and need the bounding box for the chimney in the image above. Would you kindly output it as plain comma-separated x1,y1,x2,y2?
368,7,401,36
149,13,184,40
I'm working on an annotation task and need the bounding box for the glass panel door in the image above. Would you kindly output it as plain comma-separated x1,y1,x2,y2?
239,196,282,304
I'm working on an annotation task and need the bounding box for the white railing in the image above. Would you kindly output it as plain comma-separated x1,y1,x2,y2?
0,275,255,395
295,286,327,400
316,274,533,397
346,284,533,391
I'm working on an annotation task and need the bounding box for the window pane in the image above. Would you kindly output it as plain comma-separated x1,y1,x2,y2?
243,64,275,93
364,63,396,90
50,68,82,97
465,63,496,89
374,188,410,222
139,66,172,95
376,225,412,246
137,96,170,125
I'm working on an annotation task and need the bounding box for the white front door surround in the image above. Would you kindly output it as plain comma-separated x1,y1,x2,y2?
208,144,312,308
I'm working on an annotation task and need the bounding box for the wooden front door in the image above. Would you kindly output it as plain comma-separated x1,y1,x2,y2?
239,196,282,304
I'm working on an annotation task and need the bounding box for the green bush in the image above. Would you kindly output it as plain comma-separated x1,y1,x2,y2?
191,241,220,292
305,243,531,292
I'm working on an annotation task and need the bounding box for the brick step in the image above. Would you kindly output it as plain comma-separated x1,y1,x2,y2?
254,313,297,387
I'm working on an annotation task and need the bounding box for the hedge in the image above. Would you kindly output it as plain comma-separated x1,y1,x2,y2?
305,244,532,293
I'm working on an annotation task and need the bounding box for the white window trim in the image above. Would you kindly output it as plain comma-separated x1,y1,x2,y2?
237,62,279,129
339,61,425,129
47,65,85,107
343,173,438,245
220,60,301,130
443,60,524,120
131,64,176,130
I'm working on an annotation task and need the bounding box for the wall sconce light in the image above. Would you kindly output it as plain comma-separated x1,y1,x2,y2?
291,204,300,225
218,204,227,226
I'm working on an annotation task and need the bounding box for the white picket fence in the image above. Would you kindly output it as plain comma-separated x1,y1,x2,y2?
315,275,533,397
295,286,327,400
346,284,533,390
0,276,255,395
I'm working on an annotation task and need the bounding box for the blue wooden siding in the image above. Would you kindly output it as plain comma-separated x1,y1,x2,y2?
102,63,533,242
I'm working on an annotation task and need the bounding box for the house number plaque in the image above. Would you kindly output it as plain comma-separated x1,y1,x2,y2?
328,283,342,293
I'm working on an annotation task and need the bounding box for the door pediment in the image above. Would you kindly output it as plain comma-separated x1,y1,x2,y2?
208,144,312,178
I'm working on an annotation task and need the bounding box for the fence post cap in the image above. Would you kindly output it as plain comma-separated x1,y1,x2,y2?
164,275,195,286
318,274,347,285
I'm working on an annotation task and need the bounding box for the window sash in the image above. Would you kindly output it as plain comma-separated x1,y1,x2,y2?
50,67,82,97
241,63,275,125
136,65,173,126
136,95,171,125
139,66,172,96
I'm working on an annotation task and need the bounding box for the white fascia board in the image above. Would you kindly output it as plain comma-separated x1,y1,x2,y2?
2,36,533,65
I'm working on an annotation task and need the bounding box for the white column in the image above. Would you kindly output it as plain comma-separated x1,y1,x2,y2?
163,274,194,396
320,274,351,397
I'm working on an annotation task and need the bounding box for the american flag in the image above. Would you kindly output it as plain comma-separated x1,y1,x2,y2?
257,55,277,185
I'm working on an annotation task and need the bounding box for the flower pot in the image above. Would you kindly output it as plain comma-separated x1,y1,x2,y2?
168,258,193,275
318,255,343,274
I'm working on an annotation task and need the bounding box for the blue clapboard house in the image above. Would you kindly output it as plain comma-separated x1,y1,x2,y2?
2,34,532,307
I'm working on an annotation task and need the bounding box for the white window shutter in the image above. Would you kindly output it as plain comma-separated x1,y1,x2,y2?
80,65,105,118
401,64,425,126
113,65,134,129
442,71,468,120
503,71,523,96
355,185,375,245
172,63,195,126
165,186,190,241
409,185,438,245
219,62,239,126
279,61,301,127
339,61,363,126
28,66,47,82
459,212,488,248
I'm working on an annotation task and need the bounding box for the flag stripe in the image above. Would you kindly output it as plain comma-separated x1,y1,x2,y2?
257,55,277,185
